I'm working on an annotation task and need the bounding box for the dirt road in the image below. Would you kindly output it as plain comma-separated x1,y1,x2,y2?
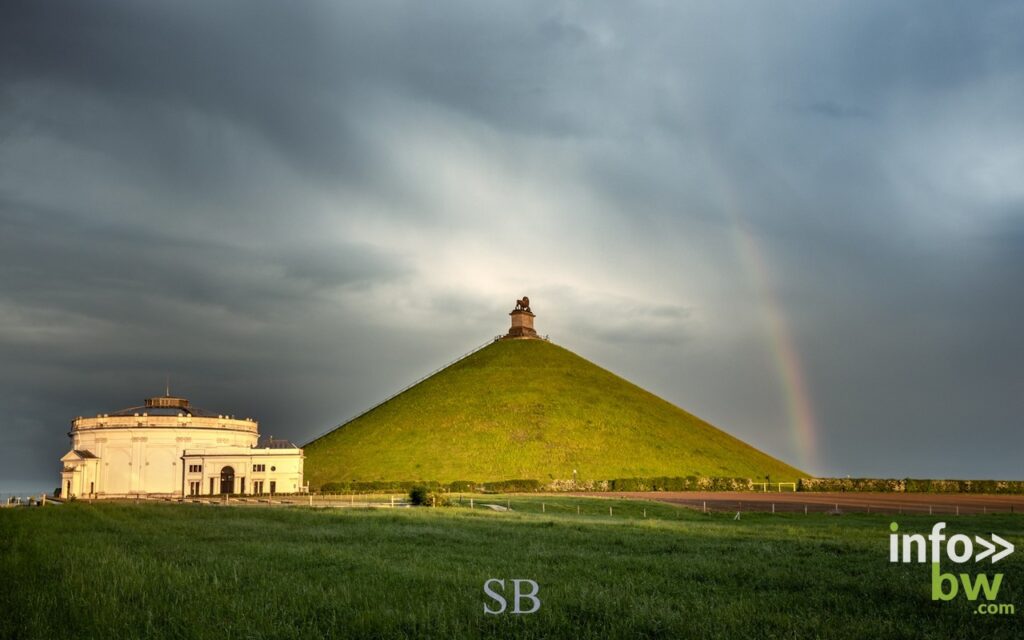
571,491,1024,515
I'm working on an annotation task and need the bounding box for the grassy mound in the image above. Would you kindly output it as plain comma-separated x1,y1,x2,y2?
305,339,805,486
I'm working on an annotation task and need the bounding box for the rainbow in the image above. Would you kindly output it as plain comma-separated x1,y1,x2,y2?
698,156,821,473
730,219,820,474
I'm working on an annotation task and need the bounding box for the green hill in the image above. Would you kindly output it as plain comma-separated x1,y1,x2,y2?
304,338,805,486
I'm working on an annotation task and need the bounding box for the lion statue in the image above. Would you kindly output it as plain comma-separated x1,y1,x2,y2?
515,296,531,312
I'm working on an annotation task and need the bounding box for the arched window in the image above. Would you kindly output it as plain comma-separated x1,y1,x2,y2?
219,466,235,494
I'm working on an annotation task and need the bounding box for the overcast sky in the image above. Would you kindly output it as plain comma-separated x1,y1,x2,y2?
2,1,1022,491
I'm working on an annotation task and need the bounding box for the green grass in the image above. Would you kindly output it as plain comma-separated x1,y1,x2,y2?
2,501,1021,639
452,494,692,519
305,339,805,485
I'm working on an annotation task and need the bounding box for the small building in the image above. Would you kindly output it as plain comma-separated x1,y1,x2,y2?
60,394,304,499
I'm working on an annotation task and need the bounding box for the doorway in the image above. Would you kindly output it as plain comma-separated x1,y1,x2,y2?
220,466,235,494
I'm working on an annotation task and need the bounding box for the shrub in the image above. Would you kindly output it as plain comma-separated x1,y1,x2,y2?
608,478,646,491
409,485,430,505
409,485,451,507
798,478,904,493
542,479,610,492
480,479,542,493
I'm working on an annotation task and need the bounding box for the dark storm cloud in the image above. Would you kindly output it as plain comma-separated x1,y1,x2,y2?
1,1,1023,490
0,194,404,321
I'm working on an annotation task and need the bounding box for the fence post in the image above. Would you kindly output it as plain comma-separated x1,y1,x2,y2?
643,509,647,518
772,503,775,514
471,498,474,509
703,501,706,513
391,495,394,508
577,505,580,515
432,496,436,508
542,503,545,513
804,505,807,515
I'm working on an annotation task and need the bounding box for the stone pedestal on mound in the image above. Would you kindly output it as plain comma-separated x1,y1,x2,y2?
506,309,538,339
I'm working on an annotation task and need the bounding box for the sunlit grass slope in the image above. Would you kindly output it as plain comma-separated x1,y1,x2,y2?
305,339,805,486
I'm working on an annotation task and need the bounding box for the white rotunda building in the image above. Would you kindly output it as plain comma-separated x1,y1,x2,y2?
60,394,304,499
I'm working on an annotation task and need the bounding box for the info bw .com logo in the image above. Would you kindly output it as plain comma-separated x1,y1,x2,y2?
890,522,1016,615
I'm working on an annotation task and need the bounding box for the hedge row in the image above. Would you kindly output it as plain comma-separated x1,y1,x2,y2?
541,476,754,492
316,476,1024,494
319,480,431,493
318,479,542,494
316,477,751,493
799,478,1024,494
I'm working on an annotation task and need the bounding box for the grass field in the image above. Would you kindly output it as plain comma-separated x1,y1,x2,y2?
2,498,1021,639
305,339,805,485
